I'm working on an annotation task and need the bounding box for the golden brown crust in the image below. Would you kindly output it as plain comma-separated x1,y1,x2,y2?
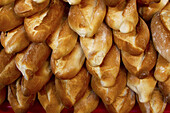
1,25,30,54
106,0,138,33
24,0,65,42
122,41,157,78
151,8,170,62
47,19,78,60
104,87,136,113
80,23,112,67
63,0,81,5
21,61,52,96
55,67,90,108
137,88,167,113
0,3,24,31
104,0,124,7
91,66,127,105
158,77,170,103
14,0,50,17
139,0,169,21
127,72,157,103
137,0,159,5
114,17,150,56
86,44,120,87
38,78,64,113
15,42,51,80
74,87,99,113
154,54,170,82
51,42,85,79
0,0,15,6
68,0,106,37
0,87,6,105
8,78,36,113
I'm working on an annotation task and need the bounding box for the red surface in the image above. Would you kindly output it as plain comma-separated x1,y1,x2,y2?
0,100,170,113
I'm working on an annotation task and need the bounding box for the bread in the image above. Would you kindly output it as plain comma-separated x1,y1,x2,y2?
158,77,170,103
21,61,52,96
139,0,169,21
91,66,127,105
1,25,30,54
104,0,124,7
38,78,64,113
122,41,157,78
86,44,120,87
137,88,167,113
0,3,24,31
47,19,78,60
0,49,21,86
68,0,106,37
63,0,81,5
14,0,50,17
55,67,90,108
80,23,112,67
127,72,157,103
151,4,170,62
0,0,15,6
24,0,65,42
15,42,51,80
51,42,85,79
74,87,99,113
113,17,150,56
154,54,169,82
104,87,136,113
106,0,138,33
137,0,159,5
0,86,6,105
8,78,36,113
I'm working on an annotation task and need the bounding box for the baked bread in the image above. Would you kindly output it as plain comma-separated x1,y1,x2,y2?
1,25,30,54
91,66,127,105
0,3,24,31
80,23,112,67
106,0,138,33
55,67,90,108
113,17,150,56
127,72,157,103
86,44,120,87
38,78,64,113
151,3,170,62
0,87,6,105
63,0,81,5
137,0,159,5
154,54,169,82
14,0,50,17
122,41,157,78
104,0,124,7
0,0,15,6
68,0,106,37
21,61,52,96
104,87,136,113
47,19,78,60
139,0,169,21
15,42,51,80
137,88,167,113
24,0,65,42
0,49,21,86
8,78,36,113
74,87,99,113
51,42,85,79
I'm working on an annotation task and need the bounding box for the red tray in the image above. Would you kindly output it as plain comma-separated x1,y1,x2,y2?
0,100,170,113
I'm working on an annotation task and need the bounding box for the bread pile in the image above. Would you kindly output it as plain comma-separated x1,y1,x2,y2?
0,0,169,113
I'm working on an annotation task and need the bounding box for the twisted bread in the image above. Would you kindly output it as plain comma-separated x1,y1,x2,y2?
137,0,159,5
0,87,6,105
55,67,90,108
104,0,124,7
104,87,136,113
1,25,30,54
63,0,81,5
14,0,50,17
68,0,106,37
38,78,64,113
24,0,65,42
15,42,51,80
0,0,15,6
8,78,36,113
0,3,24,31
